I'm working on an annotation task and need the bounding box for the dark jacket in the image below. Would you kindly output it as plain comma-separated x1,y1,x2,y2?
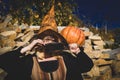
59,47,93,80
0,46,93,80
0,47,33,80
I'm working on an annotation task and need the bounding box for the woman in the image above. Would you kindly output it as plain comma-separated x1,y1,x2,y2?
0,29,93,80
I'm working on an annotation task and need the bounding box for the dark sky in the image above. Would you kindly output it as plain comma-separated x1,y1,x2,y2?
1,0,120,29
74,0,120,29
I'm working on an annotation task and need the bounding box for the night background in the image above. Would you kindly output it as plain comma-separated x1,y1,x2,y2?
0,0,120,48
74,0,120,29
1,0,120,29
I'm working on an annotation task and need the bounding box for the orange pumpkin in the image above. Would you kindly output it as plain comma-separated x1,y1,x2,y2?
60,26,85,46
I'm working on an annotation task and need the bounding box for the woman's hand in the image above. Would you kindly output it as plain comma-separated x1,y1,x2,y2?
69,43,80,54
20,39,43,54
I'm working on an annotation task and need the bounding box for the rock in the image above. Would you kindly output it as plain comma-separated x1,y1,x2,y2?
0,47,12,54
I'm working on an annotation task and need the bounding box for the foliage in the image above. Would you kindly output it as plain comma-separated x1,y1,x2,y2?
0,0,84,26
111,28,120,49
88,26,99,34
88,25,116,49
88,25,114,41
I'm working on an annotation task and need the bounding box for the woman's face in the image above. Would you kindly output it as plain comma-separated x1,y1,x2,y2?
36,36,56,61
43,36,55,45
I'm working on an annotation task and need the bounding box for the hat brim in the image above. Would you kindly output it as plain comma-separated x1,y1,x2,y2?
30,29,69,49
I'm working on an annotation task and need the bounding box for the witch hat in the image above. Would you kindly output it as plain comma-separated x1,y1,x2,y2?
38,5,58,33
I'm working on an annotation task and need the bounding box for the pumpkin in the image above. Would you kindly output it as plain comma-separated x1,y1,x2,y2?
60,26,85,46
